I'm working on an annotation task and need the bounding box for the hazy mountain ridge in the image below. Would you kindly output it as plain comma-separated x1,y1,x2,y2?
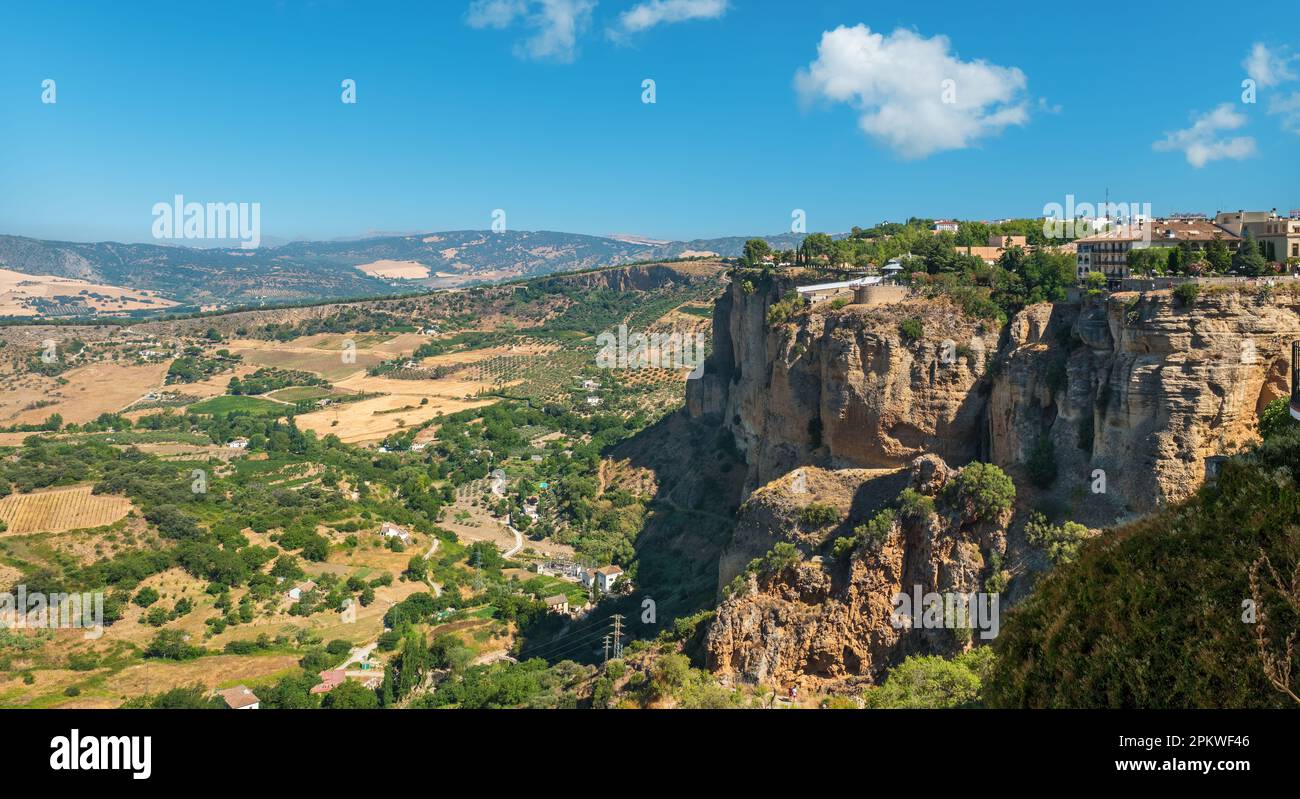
0,230,807,312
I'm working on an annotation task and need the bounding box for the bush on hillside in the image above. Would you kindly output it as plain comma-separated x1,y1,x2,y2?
987,431,1300,708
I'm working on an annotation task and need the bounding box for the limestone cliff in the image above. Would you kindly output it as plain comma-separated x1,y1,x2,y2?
705,455,1009,689
690,275,1300,522
687,274,1000,495
991,288,1300,517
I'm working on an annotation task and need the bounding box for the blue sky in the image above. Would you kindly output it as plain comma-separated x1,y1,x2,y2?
0,0,1296,244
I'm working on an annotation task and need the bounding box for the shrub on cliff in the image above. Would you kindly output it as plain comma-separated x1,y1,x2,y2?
943,462,1015,522
1258,396,1297,441
987,431,1300,708
765,290,804,326
896,488,935,521
1172,282,1199,306
899,317,924,342
798,502,840,528
1024,512,1089,565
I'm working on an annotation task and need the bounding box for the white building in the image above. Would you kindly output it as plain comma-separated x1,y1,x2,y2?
227,438,250,450
582,565,624,593
287,580,317,602
380,522,411,543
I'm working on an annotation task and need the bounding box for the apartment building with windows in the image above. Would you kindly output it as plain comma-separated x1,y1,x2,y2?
1076,219,1241,281
1215,209,1300,262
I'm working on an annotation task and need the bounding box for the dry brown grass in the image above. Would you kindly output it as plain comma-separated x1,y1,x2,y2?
0,268,177,317
0,360,170,426
354,259,431,279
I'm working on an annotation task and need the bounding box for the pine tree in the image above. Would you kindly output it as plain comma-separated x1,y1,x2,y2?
1232,231,1267,276
379,665,396,707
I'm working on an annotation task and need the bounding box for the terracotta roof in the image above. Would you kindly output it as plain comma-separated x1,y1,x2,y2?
544,594,568,606
595,565,623,576
1076,220,1240,245
217,686,260,709
310,670,347,694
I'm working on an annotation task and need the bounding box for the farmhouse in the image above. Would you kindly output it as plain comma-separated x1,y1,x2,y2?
544,594,570,615
217,686,260,710
380,521,411,543
227,437,250,450
287,580,316,601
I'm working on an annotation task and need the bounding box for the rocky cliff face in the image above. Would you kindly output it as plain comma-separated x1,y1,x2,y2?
692,276,1300,686
690,276,1300,522
687,275,1000,495
992,288,1300,518
705,455,1009,689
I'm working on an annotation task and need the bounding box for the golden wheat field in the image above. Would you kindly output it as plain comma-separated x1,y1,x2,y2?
0,484,134,535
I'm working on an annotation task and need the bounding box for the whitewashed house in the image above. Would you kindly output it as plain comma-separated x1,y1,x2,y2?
581,565,624,593
380,522,411,543
287,580,316,602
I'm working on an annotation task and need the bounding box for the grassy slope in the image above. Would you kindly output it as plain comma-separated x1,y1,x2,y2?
988,432,1300,708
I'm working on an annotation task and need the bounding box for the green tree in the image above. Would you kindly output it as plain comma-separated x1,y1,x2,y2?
800,232,835,265
1232,232,1267,276
741,238,772,268
322,680,379,709
1024,512,1090,565
1258,396,1298,441
1206,236,1232,273
944,462,1015,522
865,650,992,708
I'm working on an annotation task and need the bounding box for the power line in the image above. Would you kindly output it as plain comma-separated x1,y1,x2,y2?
520,628,610,661
517,623,612,659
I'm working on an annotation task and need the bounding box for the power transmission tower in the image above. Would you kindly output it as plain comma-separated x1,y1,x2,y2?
611,614,625,659
602,633,611,663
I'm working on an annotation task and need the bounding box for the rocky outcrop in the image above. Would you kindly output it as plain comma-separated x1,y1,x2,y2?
690,275,1300,520
991,288,1300,517
687,275,1000,494
705,455,1009,689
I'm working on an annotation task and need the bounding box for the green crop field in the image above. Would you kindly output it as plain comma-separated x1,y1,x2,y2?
188,395,288,416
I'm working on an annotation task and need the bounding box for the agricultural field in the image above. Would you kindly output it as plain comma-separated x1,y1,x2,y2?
0,260,729,710
0,360,171,427
0,268,178,318
188,395,287,416
266,385,352,403
0,484,134,535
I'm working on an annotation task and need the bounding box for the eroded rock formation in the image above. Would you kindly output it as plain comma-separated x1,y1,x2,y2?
705,456,1009,689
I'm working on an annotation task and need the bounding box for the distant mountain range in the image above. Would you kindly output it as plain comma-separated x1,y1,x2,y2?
0,229,810,314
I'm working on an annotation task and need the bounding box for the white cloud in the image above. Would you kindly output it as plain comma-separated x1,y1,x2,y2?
1270,91,1300,134
1152,103,1257,167
466,0,528,28
466,0,596,62
1243,42,1297,88
793,25,1030,159
614,0,727,34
